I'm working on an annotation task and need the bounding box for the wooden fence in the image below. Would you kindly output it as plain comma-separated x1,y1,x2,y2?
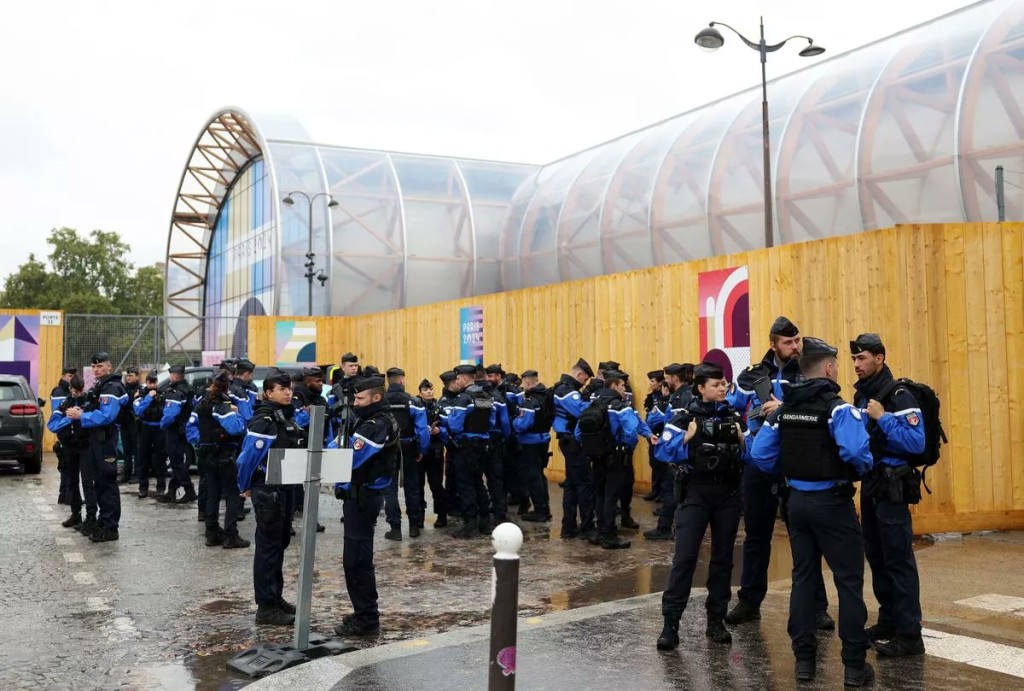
248,223,1024,535
0,309,65,450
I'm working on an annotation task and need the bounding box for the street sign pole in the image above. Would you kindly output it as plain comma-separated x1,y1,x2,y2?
294,405,325,651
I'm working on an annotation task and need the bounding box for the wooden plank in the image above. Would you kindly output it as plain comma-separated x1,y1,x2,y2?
1004,223,1024,509
981,223,1012,512
944,223,977,514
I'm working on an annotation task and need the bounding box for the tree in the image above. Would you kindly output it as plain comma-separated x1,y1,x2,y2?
0,228,163,315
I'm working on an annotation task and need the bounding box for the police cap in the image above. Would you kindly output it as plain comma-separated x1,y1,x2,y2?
341,352,359,364
125,366,140,375
290,371,304,384
574,358,594,378
303,366,323,378
474,364,486,378
770,316,799,338
90,352,111,365
419,378,433,391
521,369,539,379
439,370,457,384
235,359,255,373
604,370,627,383
453,364,477,376
386,367,405,378
213,369,231,385
600,360,621,372
262,369,292,391
485,363,504,375
663,363,685,376
647,369,665,381
355,376,385,393
62,365,78,375
362,365,380,377
850,333,886,356
801,337,838,357
217,361,236,374
168,364,186,375
693,362,725,382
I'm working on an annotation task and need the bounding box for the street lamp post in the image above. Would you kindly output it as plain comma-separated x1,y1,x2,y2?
283,191,338,316
695,18,825,249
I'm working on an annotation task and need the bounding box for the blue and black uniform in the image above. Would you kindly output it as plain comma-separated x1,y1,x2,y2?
854,363,926,649
478,380,510,525
187,391,246,541
331,396,398,634
382,382,429,534
553,373,595,538
160,377,197,500
437,379,461,517
80,373,129,536
236,400,306,612
499,381,529,512
50,379,75,505
643,384,667,499
513,383,553,520
750,375,873,674
119,377,141,482
134,384,168,495
655,397,747,641
649,383,696,535
416,392,449,524
48,388,88,523
441,382,497,537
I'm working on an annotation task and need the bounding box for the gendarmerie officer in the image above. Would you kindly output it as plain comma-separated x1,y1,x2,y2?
750,337,875,686
727,317,833,632
236,370,306,626
415,379,450,529
553,358,598,540
327,352,360,442
48,374,87,529
513,370,553,522
850,333,926,657
486,363,529,514
133,371,168,498
645,362,695,541
441,364,495,539
158,364,198,504
382,367,429,540
231,359,258,424
50,366,77,506
437,370,460,518
475,365,511,530
64,352,128,543
655,363,747,649
186,370,249,549
331,376,399,637
291,367,325,533
119,366,141,484
642,369,667,502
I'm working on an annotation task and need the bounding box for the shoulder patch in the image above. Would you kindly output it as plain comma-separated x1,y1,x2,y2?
354,439,365,451
661,431,671,442
907,413,920,426
255,439,265,449
849,407,862,421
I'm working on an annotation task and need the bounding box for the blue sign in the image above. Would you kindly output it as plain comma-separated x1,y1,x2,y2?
460,306,484,364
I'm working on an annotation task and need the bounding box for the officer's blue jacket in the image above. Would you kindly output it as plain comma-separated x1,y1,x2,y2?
436,390,459,445
133,391,162,427
328,402,394,492
235,401,299,493
654,399,750,466
572,389,643,449
81,376,128,431
47,396,74,434
552,374,588,435
479,382,511,439
49,380,70,416
749,379,873,490
159,381,191,431
647,386,694,432
513,384,552,446
441,386,497,442
727,349,802,436
852,366,926,468
407,398,431,455
229,379,257,424
185,397,246,446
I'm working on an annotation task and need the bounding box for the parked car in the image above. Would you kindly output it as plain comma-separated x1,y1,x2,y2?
0,375,45,474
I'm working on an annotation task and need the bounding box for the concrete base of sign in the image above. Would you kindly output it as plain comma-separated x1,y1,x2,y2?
226,636,357,679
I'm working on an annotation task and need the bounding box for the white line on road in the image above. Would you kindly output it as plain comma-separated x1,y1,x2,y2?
924,628,1024,679
63,552,84,564
55,537,74,546
85,597,111,612
73,572,96,586
954,593,1024,614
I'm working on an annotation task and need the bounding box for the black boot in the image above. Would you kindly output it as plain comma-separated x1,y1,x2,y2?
154,486,176,503
600,534,631,549
74,516,98,535
175,486,198,504
620,513,640,530
865,623,895,643
795,659,816,682
641,490,658,501
255,604,294,626
334,614,380,637
643,527,673,541
705,619,732,644
521,510,552,522
434,514,448,529
656,616,680,650
277,598,296,615
205,529,225,547
137,488,148,499
816,611,836,631
89,526,119,542
725,599,762,625
409,525,421,538
451,519,477,539
222,533,251,549
384,526,402,541
62,513,82,529
874,635,925,657
843,662,875,687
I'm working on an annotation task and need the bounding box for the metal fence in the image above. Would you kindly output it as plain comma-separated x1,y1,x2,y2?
63,315,251,372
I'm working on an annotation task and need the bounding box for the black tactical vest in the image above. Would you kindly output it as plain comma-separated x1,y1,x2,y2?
351,410,400,487
138,390,164,423
269,409,307,449
57,397,88,447
385,390,415,438
778,393,856,482
195,395,238,446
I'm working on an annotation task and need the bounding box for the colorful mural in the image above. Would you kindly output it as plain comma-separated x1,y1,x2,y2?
460,306,484,365
698,266,750,382
0,315,41,396
275,320,317,366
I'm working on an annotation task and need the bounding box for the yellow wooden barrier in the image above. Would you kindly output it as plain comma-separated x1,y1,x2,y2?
0,309,65,451
248,223,1024,535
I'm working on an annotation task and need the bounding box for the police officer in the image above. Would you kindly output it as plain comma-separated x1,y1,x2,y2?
750,337,875,686
197,361,235,523
642,369,667,502
48,374,87,528
51,366,77,506
291,367,326,532
576,370,653,549
850,333,926,657
727,317,833,631
644,362,695,541
158,364,198,504
655,363,747,649
513,370,553,522
416,379,450,529
119,366,141,484
553,358,597,540
331,375,398,637
65,352,128,543
327,353,360,444
437,370,461,518
486,363,529,514
382,367,429,540
187,370,249,549
231,359,259,424
133,371,168,499
236,369,306,626
441,364,495,538
474,365,511,530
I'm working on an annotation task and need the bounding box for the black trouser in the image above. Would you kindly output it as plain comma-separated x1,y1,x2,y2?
559,436,595,534
737,467,828,613
482,436,507,521
503,439,528,506
861,474,922,638
252,483,294,605
343,493,385,627
787,488,869,667
521,442,551,515
450,441,489,520
64,446,84,515
164,430,193,492
77,446,97,519
92,441,121,531
444,443,461,516
137,424,167,492
620,449,635,515
419,443,448,517
654,463,677,531
384,439,423,529
200,447,241,536
662,482,742,621
649,444,666,497
120,420,138,479
592,452,627,538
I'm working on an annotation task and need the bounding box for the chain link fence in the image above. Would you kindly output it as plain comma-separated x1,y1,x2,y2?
63,315,251,372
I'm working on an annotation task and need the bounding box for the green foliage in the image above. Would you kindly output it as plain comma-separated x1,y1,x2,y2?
0,227,163,315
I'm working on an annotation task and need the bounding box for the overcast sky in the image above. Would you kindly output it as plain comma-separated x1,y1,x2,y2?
0,0,975,279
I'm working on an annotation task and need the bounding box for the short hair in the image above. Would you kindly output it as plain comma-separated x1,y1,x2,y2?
263,370,293,393
681,363,695,383
69,375,85,391
798,353,836,376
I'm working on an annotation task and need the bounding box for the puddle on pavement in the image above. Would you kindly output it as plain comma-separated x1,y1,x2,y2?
200,599,249,614
133,653,252,691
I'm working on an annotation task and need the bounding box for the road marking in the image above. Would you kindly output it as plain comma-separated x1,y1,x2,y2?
73,572,96,586
63,552,85,564
924,628,1024,679
85,597,111,612
55,537,74,546
955,593,1024,614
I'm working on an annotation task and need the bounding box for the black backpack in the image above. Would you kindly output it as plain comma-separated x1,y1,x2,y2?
578,401,615,457
531,390,556,433
879,378,948,491
464,388,494,434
